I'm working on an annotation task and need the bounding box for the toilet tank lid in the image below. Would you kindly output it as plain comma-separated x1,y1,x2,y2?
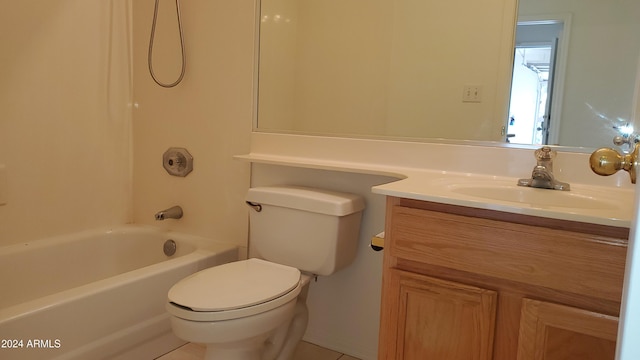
246,186,365,216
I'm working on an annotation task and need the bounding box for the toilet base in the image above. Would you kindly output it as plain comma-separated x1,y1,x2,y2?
267,298,308,360
170,297,309,360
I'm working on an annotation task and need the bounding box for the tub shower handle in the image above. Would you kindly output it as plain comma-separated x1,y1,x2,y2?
154,206,183,220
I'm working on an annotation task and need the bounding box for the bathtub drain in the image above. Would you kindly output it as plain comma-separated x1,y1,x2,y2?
164,239,177,256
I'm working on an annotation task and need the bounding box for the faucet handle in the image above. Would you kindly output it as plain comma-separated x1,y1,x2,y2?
535,146,556,161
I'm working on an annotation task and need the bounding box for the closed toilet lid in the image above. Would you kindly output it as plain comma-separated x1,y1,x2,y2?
168,258,301,312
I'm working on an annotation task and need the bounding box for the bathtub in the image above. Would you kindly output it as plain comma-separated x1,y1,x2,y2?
0,225,238,360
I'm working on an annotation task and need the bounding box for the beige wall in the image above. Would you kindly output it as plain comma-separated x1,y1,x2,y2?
257,0,298,131
131,1,254,248
0,1,132,246
258,0,516,141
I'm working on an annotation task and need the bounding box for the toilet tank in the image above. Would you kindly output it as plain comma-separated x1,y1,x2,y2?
245,186,365,276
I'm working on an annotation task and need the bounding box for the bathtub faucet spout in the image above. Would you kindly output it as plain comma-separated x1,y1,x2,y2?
155,206,183,220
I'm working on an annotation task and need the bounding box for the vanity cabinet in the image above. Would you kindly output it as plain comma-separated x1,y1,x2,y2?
378,197,628,360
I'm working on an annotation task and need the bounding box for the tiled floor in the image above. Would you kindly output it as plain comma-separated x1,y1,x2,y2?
156,341,361,360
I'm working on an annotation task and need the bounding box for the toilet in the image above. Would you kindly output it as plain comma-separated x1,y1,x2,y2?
166,186,365,360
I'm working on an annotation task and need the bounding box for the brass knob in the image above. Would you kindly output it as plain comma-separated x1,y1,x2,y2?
589,143,640,184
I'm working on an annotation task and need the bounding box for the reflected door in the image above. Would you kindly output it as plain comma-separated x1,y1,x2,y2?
507,20,565,145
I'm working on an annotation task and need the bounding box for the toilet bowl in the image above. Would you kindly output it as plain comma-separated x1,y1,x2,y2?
166,186,364,360
167,259,310,360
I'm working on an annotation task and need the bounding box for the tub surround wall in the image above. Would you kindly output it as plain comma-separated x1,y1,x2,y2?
0,1,133,246
131,1,253,249
0,0,254,248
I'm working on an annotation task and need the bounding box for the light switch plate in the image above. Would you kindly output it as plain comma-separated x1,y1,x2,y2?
462,84,482,103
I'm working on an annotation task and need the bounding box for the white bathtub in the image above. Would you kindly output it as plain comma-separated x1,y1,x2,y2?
0,225,238,360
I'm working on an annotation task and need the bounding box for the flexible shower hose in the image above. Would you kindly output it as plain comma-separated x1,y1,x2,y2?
148,0,186,88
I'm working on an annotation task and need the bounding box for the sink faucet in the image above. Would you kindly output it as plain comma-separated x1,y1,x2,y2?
155,206,183,220
517,146,570,191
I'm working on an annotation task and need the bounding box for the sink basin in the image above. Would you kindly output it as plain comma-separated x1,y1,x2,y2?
373,173,633,226
447,183,618,210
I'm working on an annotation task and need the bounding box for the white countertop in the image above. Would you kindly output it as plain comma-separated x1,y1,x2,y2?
237,133,634,228
371,169,633,228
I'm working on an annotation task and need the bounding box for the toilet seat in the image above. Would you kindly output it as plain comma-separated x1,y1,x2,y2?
167,258,302,321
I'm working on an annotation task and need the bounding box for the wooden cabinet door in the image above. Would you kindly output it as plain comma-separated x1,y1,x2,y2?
517,299,619,360
380,269,497,360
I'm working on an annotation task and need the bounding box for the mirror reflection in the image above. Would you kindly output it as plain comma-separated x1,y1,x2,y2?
256,0,640,150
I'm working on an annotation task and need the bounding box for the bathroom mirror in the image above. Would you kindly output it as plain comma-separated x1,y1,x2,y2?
256,0,640,151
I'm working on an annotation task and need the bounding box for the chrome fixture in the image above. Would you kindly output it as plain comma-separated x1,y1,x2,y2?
518,146,570,191
163,239,177,256
590,142,640,184
163,147,193,177
155,206,183,220
613,135,637,147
